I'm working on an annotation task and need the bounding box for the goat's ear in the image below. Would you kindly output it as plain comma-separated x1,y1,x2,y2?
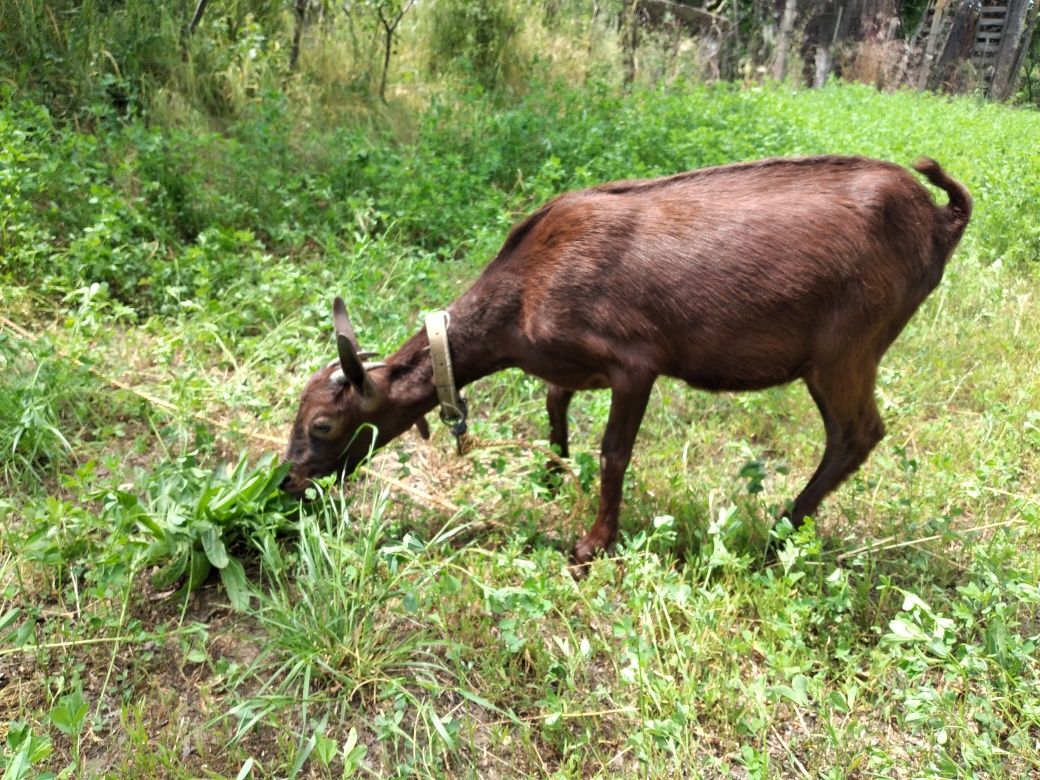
335,332,368,390
332,297,385,410
414,416,430,440
332,296,367,389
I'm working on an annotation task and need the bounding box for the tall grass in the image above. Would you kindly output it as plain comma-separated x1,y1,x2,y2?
0,334,94,488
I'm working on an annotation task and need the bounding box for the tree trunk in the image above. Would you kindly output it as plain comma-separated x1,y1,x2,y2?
931,0,979,91
189,0,210,34
858,0,898,41
181,0,209,61
810,2,845,87
990,0,1039,99
814,43,832,86
1008,2,1040,99
290,0,307,72
774,0,798,81
732,0,741,56
379,22,393,103
622,0,639,86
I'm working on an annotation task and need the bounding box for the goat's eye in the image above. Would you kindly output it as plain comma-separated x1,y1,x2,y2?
310,418,335,438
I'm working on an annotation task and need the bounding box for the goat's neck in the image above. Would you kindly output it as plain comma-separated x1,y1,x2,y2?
384,297,514,421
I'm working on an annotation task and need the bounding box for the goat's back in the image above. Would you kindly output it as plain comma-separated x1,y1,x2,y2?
471,156,969,391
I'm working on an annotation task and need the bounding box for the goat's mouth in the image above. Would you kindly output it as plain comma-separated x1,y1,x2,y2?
278,458,356,498
279,463,338,498
278,469,314,498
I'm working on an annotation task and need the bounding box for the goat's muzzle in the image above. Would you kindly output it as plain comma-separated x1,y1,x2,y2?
279,467,315,498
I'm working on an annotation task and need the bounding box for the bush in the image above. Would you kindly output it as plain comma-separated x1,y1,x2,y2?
0,0,288,122
3,81,1037,324
423,0,524,91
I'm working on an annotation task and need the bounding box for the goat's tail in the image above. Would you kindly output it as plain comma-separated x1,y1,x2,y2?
913,158,972,247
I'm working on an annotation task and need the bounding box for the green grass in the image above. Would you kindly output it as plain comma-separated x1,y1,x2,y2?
2,80,1040,778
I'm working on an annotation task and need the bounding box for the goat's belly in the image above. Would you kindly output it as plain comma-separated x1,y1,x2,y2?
669,343,810,392
530,367,612,391
675,368,804,393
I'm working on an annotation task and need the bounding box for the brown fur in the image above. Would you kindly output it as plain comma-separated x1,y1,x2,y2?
282,155,971,566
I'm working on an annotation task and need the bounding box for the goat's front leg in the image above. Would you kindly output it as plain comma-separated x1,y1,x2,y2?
571,375,654,568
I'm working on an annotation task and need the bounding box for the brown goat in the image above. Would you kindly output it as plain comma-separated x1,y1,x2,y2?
281,155,971,565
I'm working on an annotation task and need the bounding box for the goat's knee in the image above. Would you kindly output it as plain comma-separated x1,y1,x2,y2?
856,415,885,461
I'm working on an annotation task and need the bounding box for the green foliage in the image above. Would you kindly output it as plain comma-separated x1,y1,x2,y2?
0,0,287,121
423,0,523,91
4,81,1036,326
224,490,468,741
95,454,290,606
6,453,291,626
1,722,56,780
0,333,97,487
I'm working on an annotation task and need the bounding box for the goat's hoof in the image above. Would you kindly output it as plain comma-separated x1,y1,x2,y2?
568,534,607,578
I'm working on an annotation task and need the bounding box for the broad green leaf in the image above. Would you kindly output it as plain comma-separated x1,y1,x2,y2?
0,607,19,633
342,726,367,778
234,758,254,780
48,706,72,736
219,556,250,611
151,551,190,589
826,690,850,713
200,525,229,569
186,552,212,590
887,618,928,642
3,747,31,780
313,732,337,767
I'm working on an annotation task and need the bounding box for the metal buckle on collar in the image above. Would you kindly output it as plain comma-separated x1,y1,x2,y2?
440,397,468,455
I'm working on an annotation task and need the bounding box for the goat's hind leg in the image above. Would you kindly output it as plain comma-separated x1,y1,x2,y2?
786,362,885,530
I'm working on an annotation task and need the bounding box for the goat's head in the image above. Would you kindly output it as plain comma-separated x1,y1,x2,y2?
280,297,428,497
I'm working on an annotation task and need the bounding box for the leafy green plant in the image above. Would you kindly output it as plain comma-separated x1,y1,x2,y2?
1,721,56,780
94,454,290,609
47,686,89,769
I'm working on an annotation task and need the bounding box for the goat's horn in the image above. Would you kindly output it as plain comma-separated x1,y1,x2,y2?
332,296,360,348
332,296,366,389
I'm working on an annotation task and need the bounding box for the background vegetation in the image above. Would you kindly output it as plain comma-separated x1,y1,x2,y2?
2,1,1040,777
